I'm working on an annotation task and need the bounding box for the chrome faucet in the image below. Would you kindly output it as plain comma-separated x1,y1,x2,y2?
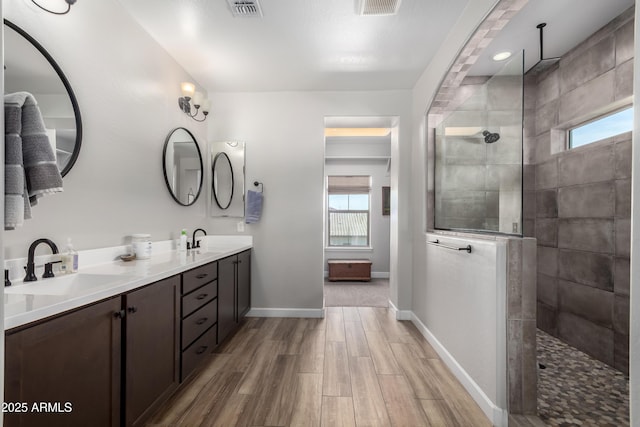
191,228,207,249
25,239,59,282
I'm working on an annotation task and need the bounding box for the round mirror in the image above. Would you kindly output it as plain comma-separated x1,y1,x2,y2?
163,128,203,206
4,19,82,177
212,152,234,209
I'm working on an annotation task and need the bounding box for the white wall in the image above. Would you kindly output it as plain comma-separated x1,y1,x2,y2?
207,91,411,312
3,1,210,259
324,159,391,275
630,2,640,422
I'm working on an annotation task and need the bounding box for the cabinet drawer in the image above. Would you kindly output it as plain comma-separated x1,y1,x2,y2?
181,324,216,381
182,300,217,350
182,281,217,318
182,262,217,294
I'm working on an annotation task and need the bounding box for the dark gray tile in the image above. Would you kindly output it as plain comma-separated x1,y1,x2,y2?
557,312,614,366
537,274,558,308
615,19,634,65
523,219,535,238
521,320,537,414
615,218,630,257
557,144,614,187
486,165,521,191
615,140,632,179
614,257,630,297
537,302,557,335
535,218,557,247
522,239,537,321
536,190,557,218
558,249,613,291
523,191,536,219
523,165,535,191
508,320,523,413
557,218,614,253
557,182,615,218
615,59,633,100
615,179,631,218
440,165,487,191
558,279,613,328
537,246,557,277
507,239,523,319
535,99,559,137
535,159,557,190
485,191,499,218
558,70,615,124
560,34,615,94
536,68,559,107
534,132,551,164
614,333,629,375
439,191,486,218
613,295,630,335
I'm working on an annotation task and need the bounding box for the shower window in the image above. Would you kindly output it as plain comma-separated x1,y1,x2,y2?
327,176,371,247
434,50,524,235
569,106,633,149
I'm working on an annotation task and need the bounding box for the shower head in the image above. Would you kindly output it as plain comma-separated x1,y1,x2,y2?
482,130,500,144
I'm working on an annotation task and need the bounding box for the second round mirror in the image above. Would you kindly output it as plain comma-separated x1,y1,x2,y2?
212,152,234,209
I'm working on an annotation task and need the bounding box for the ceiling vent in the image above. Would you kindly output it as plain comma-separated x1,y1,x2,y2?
227,0,263,17
357,0,402,15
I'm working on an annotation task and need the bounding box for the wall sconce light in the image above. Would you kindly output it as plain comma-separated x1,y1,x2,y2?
178,82,210,122
31,0,76,15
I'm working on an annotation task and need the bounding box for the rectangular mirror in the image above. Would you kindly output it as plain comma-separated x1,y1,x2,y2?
210,141,245,218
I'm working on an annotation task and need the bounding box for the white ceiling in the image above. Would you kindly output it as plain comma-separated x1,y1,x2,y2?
469,0,635,76
117,0,468,92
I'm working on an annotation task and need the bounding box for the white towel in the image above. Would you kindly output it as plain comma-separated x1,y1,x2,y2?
245,190,263,224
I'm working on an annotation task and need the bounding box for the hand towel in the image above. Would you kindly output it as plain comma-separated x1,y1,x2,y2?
5,92,63,230
245,190,263,224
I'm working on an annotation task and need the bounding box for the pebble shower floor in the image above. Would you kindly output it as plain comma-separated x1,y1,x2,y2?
537,330,629,426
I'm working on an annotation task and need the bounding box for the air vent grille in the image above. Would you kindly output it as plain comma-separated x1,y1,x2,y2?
227,0,263,17
357,0,402,15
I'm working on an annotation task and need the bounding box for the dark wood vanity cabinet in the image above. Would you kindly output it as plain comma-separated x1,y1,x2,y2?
218,250,251,344
123,276,180,427
5,297,122,427
180,262,218,381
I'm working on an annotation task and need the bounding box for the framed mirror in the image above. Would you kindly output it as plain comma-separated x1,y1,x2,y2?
210,141,245,217
212,152,234,209
163,127,203,206
4,19,83,177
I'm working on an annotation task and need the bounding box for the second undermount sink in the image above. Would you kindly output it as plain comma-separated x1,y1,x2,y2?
4,273,128,296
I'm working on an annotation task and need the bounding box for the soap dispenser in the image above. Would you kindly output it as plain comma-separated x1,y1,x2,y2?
60,238,79,274
179,229,188,252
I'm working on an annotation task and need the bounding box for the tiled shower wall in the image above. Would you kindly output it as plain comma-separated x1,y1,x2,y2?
523,7,634,373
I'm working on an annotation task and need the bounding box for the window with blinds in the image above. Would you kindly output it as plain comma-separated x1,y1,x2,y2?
327,176,371,247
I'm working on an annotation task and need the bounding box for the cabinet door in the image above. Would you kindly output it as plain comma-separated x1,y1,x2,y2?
5,297,122,427
237,250,251,319
124,275,180,427
217,255,236,344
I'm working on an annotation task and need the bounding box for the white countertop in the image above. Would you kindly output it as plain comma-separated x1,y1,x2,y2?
4,235,252,330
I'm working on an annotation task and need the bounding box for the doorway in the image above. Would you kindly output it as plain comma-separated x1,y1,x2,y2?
322,116,397,308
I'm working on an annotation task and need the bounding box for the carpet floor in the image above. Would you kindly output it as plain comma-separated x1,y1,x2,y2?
324,278,389,307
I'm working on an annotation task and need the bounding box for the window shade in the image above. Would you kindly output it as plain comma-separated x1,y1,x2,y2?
327,176,371,194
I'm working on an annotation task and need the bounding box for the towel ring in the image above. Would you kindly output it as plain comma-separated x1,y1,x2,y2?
254,181,264,193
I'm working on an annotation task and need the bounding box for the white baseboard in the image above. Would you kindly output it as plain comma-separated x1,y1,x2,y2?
410,313,508,426
388,300,412,320
246,307,325,318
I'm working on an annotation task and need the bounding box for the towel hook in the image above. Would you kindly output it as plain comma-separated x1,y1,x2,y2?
254,181,264,193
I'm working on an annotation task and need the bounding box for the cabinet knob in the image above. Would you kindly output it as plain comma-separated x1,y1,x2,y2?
195,317,208,325
127,306,138,314
195,345,208,355
113,310,126,319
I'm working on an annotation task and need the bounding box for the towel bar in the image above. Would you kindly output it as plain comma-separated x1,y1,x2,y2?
428,239,472,253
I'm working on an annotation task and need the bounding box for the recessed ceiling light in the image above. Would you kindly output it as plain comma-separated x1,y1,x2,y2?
492,51,512,61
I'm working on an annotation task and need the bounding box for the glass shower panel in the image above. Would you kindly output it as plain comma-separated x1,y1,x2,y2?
434,51,523,234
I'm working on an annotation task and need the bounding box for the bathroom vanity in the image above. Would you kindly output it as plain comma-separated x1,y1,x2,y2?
3,237,251,427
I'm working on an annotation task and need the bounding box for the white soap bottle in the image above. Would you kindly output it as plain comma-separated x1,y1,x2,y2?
179,229,188,252
60,238,79,274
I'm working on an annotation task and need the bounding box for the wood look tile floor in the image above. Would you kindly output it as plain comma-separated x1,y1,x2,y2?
148,307,491,427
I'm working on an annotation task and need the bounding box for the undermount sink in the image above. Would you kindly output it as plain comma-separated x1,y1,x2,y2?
4,273,127,296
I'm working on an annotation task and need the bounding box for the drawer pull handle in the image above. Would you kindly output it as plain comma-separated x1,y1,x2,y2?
196,273,208,279
196,345,208,355
196,293,208,300
195,317,208,325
